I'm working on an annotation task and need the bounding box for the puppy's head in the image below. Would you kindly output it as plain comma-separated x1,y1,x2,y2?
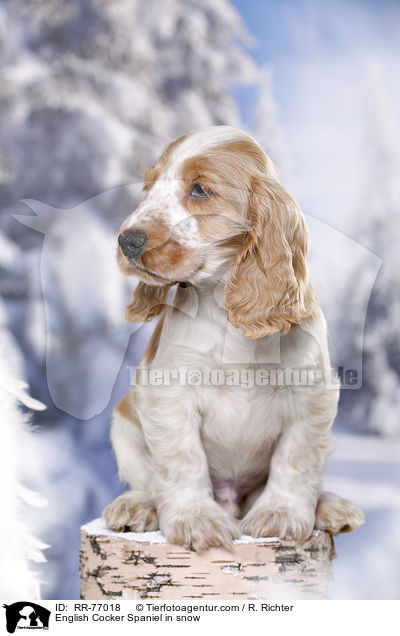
118,126,313,335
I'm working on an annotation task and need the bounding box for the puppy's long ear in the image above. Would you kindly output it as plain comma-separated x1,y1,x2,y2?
225,175,313,338
126,282,170,322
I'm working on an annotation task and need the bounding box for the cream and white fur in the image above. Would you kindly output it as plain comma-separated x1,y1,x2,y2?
103,126,364,551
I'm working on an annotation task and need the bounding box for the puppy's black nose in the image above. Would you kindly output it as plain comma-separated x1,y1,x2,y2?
118,231,147,257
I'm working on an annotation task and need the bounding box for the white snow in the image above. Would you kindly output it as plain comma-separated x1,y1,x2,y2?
82,518,168,544
0,345,48,599
82,516,324,545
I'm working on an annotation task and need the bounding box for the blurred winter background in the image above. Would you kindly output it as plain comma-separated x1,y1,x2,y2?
0,0,399,600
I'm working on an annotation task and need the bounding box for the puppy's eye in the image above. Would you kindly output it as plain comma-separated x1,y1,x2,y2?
191,183,211,198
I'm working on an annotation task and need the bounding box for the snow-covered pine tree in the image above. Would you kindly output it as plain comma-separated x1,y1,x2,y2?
1,0,258,223
0,324,47,598
250,65,288,177
338,61,400,435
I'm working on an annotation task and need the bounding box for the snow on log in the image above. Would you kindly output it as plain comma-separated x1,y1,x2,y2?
80,518,335,600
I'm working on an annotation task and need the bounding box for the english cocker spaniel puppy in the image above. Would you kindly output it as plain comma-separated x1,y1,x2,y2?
103,126,364,550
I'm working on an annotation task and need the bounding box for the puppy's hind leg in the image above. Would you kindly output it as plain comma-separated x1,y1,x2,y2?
315,491,365,535
102,390,158,532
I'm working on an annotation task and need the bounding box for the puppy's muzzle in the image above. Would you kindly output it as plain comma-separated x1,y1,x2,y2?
118,231,148,258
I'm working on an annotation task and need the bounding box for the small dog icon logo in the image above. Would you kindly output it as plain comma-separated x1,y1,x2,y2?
2,603,50,634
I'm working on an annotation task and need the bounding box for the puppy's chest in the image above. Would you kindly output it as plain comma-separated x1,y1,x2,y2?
159,302,286,482
199,383,283,485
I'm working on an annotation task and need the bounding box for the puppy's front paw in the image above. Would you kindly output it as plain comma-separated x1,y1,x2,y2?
315,491,365,535
161,501,240,552
241,501,314,542
103,491,158,532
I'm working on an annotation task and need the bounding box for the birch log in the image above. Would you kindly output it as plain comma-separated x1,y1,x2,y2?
80,518,335,600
